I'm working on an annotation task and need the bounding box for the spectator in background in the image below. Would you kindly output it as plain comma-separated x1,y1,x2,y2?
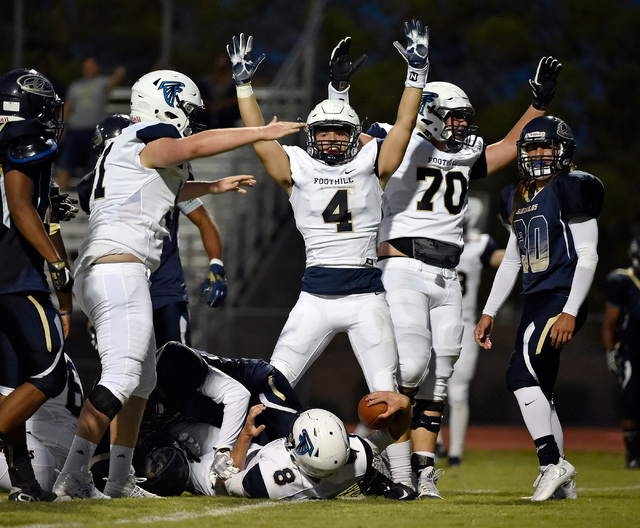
198,53,241,129
602,237,640,469
56,56,126,191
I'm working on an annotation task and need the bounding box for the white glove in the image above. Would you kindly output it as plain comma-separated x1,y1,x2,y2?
210,447,238,481
393,19,429,88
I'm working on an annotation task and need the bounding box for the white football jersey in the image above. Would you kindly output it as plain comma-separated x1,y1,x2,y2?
377,125,485,248
226,435,372,499
457,233,492,323
74,121,189,275
284,140,382,268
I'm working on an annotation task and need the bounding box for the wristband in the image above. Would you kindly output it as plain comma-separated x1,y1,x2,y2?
59,311,72,317
209,258,224,267
328,82,350,102
236,84,253,99
405,62,429,89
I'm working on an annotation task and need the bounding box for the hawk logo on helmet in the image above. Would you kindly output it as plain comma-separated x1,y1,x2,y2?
294,429,315,456
158,81,184,108
556,120,572,140
17,74,55,96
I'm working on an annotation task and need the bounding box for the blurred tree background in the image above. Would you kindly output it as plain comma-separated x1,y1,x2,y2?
2,0,639,308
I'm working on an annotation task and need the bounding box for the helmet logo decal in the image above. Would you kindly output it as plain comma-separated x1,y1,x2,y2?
294,429,315,456
17,74,54,96
158,81,185,108
556,121,572,139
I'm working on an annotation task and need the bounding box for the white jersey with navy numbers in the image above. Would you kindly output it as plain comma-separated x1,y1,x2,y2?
375,124,485,249
227,435,372,499
284,140,382,268
74,121,189,275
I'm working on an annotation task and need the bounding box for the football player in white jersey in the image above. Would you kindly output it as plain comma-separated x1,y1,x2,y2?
331,54,562,497
226,21,429,396
223,392,417,500
0,355,83,494
443,195,503,466
52,70,304,501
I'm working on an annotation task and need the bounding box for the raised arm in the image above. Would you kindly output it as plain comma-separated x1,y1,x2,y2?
228,33,295,193
486,56,562,174
377,19,429,186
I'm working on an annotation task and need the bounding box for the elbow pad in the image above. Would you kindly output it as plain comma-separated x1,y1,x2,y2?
8,136,58,165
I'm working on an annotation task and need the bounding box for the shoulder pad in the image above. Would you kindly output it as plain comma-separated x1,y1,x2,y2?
136,122,181,143
554,170,604,219
8,135,58,165
365,122,389,139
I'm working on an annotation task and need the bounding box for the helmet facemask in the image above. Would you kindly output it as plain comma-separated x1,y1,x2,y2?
305,100,361,166
176,95,208,136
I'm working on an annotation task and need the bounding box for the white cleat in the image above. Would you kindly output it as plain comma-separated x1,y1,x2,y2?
52,468,111,500
415,466,445,499
551,479,577,500
104,470,162,498
530,459,576,501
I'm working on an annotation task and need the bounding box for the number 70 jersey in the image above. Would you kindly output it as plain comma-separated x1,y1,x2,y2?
283,140,383,268
376,125,486,249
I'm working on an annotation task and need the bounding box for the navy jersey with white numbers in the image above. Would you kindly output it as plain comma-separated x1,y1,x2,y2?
500,170,604,296
0,120,56,294
604,268,640,351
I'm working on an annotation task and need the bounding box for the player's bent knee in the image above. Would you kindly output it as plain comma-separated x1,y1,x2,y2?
31,357,67,399
88,384,123,420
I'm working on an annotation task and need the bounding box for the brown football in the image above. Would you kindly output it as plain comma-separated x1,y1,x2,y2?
357,395,393,429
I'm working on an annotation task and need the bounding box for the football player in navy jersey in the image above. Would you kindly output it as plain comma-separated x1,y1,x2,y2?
226,21,429,400
77,114,228,347
51,69,304,500
0,68,73,502
475,115,603,501
602,237,640,469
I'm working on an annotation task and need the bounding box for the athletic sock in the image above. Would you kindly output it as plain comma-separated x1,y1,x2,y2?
61,436,97,473
385,440,412,483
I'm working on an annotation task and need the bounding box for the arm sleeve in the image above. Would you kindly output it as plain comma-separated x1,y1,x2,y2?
199,369,251,448
562,217,599,316
481,231,522,318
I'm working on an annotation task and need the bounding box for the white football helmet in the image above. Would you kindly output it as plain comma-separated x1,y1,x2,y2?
130,70,207,137
286,409,350,478
417,81,478,152
305,99,361,165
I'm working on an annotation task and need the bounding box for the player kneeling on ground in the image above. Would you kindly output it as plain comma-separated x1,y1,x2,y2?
219,392,418,500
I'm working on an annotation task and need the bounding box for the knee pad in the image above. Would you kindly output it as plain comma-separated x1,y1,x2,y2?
410,400,445,433
88,384,123,420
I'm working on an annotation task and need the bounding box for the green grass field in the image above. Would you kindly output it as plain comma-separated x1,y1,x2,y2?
1,449,638,528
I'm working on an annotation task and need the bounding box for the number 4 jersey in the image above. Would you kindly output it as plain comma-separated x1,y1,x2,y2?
499,170,604,296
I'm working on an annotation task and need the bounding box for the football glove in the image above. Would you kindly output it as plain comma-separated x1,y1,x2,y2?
330,37,368,91
227,33,265,86
201,258,227,308
529,56,562,110
50,192,79,222
210,447,238,481
48,260,73,293
393,19,429,89
606,348,624,379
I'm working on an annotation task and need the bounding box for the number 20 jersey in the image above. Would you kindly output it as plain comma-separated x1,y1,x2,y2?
283,140,383,268
500,170,604,296
371,124,486,249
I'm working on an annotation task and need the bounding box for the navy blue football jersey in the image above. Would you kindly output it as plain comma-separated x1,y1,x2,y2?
604,268,640,349
0,120,56,294
500,170,604,296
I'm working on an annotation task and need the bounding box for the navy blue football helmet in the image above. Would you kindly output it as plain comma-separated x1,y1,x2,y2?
92,114,132,155
517,115,576,180
0,68,64,140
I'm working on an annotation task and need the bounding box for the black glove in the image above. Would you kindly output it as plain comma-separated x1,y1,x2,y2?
329,37,368,91
50,192,79,222
360,469,419,500
529,56,562,110
48,260,73,293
